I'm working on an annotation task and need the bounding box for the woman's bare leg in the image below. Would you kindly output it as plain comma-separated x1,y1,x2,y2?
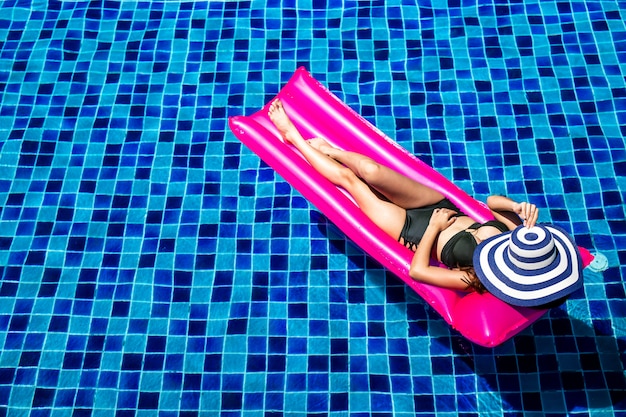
268,99,407,238
309,138,445,209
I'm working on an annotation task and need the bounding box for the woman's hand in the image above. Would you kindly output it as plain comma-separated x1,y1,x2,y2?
428,208,457,231
410,208,472,291
512,202,539,228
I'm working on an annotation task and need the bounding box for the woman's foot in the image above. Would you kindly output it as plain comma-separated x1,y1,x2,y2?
268,99,299,145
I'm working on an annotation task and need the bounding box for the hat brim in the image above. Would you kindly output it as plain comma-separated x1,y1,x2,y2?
473,224,583,307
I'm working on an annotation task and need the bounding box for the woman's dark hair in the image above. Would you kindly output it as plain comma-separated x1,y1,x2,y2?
460,266,487,294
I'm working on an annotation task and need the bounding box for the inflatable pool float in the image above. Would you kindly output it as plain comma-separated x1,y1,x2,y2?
228,67,593,347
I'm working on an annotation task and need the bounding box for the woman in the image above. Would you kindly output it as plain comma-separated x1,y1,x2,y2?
268,99,539,292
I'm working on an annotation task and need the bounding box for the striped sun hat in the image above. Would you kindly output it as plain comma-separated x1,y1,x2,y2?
473,224,583,307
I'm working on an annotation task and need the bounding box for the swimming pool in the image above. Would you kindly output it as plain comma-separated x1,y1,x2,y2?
0,0,624,415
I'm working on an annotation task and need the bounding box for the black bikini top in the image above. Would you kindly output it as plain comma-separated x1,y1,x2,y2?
440,220,509,268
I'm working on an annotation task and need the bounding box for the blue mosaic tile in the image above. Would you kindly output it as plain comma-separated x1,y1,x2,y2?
0,0,625,415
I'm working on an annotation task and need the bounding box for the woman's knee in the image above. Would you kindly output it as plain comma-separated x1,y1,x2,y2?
332,165,360,188
356,158,382,181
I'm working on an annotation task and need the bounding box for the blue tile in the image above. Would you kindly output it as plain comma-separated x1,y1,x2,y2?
0,0,625,415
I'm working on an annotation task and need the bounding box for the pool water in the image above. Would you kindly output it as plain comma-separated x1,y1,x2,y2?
0,0,625,415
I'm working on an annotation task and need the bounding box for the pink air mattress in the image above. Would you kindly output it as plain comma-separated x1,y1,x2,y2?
228,67,593,347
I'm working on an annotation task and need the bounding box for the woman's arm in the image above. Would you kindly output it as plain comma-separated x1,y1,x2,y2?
408,209,471,291
487,195,539,229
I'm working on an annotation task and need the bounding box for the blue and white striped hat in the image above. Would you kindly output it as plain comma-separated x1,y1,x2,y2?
473,224,583,307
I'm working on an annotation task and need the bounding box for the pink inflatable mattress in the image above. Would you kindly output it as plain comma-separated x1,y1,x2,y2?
228,67,593,347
